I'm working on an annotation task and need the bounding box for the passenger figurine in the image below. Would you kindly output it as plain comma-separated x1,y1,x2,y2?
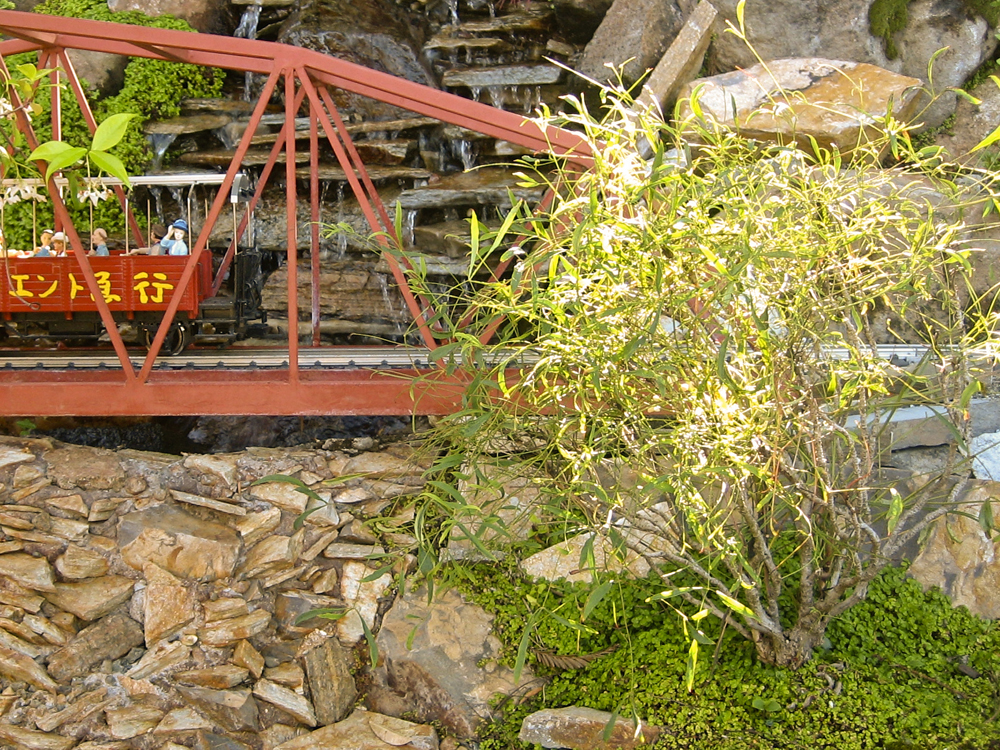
126,223,166,256
89,228,109,256
159,219,189,256
49,232,67,257
30,229,55,257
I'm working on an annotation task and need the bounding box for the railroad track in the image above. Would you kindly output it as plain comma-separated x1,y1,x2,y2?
0,344,991,373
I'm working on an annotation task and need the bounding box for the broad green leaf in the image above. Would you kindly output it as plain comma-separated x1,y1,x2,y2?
752,697,782,712
88,150,130,187
28,140,80,164
582,581,613,621
42,146,87,182
91,112,136,153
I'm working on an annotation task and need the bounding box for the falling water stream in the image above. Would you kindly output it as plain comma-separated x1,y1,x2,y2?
235,4,263,101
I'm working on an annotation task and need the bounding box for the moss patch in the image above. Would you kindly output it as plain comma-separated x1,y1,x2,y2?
456,563,1000,750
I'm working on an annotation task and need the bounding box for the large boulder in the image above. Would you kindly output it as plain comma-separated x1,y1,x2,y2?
893,0,996,127
935,76,1000,163
575,0,696,87
370,587,530,738
677,58,923,152
107,0,223,33
708,0,995,127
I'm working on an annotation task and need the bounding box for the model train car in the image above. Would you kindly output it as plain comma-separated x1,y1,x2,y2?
0,174,266,354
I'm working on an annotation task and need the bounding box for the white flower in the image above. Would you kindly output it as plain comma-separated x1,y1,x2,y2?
77,179,110,207
17,182,45,203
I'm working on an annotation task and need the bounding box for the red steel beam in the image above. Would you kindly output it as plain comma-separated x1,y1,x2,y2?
0,369,472,416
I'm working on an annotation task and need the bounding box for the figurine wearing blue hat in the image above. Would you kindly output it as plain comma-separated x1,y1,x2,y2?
160,219,189,256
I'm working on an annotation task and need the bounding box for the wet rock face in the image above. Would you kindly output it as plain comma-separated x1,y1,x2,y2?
278,0,434,121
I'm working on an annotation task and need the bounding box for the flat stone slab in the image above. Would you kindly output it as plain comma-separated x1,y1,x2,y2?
395,167,545,210
443,64,562,88
519,707,661,750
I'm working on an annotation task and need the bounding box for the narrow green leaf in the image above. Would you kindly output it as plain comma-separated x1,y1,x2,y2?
513,612,538,684
716,591,756,619
979,499,995,537
295,607,347,624
735,0,745,30
91,112,136,153
646,586,700,603
252,474,308,488
886,488,904,535
602,710,619,743
582,581,613,621
360,613,379,669
685,638,699,692
959,379,982,410
361,564,396,582
293,503,327,530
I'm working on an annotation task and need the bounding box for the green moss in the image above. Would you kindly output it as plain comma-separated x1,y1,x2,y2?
458,563,1000,750
870,0,1000,61
869,0,911,60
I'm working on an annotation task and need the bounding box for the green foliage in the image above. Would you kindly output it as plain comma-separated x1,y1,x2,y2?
461,563,1000,750
0,0,223,248
400,62,1000,672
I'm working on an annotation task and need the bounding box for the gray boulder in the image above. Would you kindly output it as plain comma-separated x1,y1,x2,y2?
709,0,995,127
575,0,697,87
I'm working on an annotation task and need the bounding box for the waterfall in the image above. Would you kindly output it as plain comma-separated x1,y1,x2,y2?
150,186,164,227
234,4,263,102
147,132,178,171
403,209,416,248
335,183,347,259
454,139,475,171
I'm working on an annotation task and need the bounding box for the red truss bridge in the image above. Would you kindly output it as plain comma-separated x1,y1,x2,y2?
0,9,593,417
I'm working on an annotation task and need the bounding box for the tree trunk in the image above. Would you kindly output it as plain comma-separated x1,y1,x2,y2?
756,626,822,668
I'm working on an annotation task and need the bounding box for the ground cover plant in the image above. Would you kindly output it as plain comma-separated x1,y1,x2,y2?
402,30,1000,685
454,561,1000,749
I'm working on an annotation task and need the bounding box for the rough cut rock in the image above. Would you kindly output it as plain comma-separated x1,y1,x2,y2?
678,59,923,153
372,587,525,738
519,707,662,750
273,709,438,750
909,482,1000,619
576,0,691,86
119,504,242,581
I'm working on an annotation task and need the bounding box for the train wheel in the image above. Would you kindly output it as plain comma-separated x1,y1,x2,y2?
142,322,192,356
